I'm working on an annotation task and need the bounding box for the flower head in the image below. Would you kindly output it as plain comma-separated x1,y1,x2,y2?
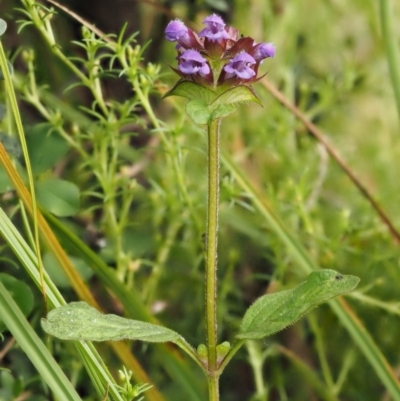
223,52,256,80
179,50,210,77
198,14,230,41
164,14,275,90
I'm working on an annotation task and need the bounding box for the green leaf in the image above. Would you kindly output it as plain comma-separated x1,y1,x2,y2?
26,124,70,174
0,19,7,36
212,85,262,108
0,60,13,81
163,80,216,103
237,269,359,340
0,274,34,333
41,302,181,343
210,104,236,121
0,210,126,401
36,178,80,217
186,99,212,124
0,281,84,401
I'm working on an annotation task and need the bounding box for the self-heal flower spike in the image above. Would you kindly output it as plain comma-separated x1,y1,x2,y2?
198,14,230,41
224,52,256,80
164,13,275,110
179,50,210,77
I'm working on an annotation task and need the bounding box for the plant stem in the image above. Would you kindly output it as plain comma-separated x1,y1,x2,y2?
205,119,220,400
208,376,219,401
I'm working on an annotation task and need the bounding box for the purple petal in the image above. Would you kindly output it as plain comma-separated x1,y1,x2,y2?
198,13,230,41
178,49,210,77
224,64,255,79
203,13,226,25
232,52,256,64
253,42,276,61
223,51,256,80
165,19,188,42
198,63,211,77
180,49,207,62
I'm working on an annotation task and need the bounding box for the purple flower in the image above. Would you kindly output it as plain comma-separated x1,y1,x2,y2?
253,42,276,62
198,14,230,41
179,50,210,77
164,14,276,89
223,52,256,80
165,19,190,42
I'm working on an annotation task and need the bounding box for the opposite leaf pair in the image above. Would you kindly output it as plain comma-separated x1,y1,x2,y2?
42,269,359,369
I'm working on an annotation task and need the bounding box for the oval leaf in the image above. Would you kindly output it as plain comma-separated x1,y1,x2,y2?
163,80,216,103
0,273,34,333
237,269,359,340
36,178,80,217
212,85,262,108
41,302,181,343
0,19,7,36
26,123,70,174
186,99,212,124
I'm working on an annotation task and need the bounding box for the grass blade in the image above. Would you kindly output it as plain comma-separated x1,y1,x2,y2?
0,281,83,401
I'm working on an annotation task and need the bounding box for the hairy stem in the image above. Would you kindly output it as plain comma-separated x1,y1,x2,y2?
208,376,219,401
205,119,220,400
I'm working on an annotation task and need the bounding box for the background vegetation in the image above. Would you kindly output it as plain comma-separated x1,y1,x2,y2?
1,0,400,400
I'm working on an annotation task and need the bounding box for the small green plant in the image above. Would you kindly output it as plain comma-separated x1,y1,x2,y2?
3,2,400,401
40,14,359,401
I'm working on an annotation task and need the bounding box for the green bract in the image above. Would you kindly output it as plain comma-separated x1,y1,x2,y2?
164,80,262,124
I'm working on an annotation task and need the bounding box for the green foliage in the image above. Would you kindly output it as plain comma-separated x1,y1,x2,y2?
42,302,181,343
117,367,153,401
185,99,213,124
238,270,359,340
0,274,33,333
165,81,261,123
43,252,93,288
0,1,399,401
25,124,70,174
36,178,80,217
